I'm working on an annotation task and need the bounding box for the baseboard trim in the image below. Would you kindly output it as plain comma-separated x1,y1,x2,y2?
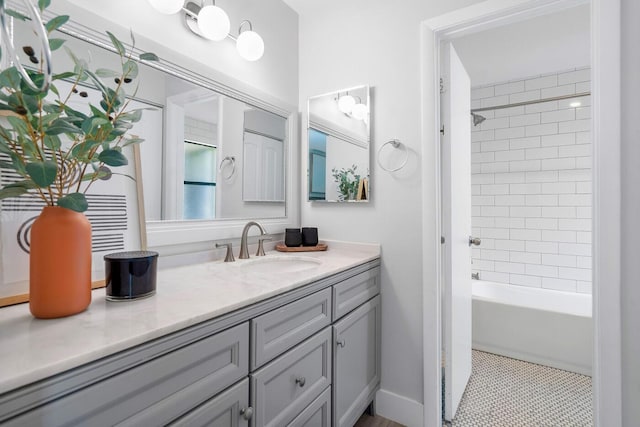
375,389,424,427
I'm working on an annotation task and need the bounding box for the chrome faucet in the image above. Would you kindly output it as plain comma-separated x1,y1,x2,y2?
239,221,267,259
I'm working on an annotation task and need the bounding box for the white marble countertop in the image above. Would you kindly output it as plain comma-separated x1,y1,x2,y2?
0,241,380,394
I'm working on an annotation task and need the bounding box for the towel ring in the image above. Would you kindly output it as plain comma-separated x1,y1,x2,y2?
219,156,236,180
0,0,53,92
377,139,408,172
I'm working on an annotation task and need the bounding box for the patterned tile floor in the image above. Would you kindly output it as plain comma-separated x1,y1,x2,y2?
450,350,593,427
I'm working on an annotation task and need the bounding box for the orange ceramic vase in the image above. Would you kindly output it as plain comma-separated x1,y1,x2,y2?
29,206,92,319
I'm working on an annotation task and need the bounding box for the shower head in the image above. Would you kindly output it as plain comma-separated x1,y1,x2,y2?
471,112,486,126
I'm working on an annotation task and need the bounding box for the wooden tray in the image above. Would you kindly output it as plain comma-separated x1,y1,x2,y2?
275,242,328,252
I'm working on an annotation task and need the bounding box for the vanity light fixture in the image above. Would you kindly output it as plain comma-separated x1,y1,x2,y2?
236,20,264,61
197,3,230,41
146,0,264,60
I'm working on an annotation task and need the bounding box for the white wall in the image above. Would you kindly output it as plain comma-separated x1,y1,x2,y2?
470,69,592,294
621,0,640,424
296,0,485,423
452,4,590,86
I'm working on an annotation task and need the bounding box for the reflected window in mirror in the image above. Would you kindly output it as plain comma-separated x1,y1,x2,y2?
184,140,217,220
307,85,370,202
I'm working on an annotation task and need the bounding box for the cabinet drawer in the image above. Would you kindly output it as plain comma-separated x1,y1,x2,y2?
287,386,331,427
251,288,331,369
333,266,380,320
5,323,249,427
251,327,332,427
168,378,250,427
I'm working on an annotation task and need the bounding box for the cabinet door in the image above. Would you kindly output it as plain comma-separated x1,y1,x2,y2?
333,295,381,427
169,379,251,427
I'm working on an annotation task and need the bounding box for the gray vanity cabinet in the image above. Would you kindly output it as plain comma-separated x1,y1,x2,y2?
0,259,381,427
332,295,382,427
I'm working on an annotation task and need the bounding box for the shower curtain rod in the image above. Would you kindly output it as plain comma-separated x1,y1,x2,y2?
470,91,590,113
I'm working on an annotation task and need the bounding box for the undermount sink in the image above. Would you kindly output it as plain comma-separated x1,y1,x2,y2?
233,255,322,274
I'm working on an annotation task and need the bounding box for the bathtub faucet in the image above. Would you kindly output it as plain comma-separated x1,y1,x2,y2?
472,272,480,280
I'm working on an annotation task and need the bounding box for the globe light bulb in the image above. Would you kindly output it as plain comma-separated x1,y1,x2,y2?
236,30,265,61
147,0,184,14
351,103,368,120
338,95,355,114
197,5,230,41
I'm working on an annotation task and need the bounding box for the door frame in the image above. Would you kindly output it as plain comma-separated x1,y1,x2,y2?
420,0,621,426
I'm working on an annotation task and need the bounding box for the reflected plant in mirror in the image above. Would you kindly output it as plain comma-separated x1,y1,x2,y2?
307,85,370,202
331,165,361,202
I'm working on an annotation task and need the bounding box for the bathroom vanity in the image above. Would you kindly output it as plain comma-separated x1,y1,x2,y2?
0,243,380,427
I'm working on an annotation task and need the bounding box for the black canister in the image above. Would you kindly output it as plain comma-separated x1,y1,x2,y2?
302,227,319,246
104,251,159,301
285,228,302,247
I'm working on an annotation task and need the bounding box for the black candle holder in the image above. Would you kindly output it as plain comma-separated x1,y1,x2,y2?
285,228,302,247
302,227,319,246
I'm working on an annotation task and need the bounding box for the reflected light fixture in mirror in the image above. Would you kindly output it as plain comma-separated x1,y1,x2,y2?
337,93,368,121
337,93,356,114
146,0,264,61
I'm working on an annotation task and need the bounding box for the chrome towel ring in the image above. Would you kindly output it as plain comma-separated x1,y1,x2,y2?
377,139,408,172
219,156,236,180
0,0,53,92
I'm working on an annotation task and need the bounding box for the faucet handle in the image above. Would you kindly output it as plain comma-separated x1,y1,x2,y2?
216,243,235,262
256,237,272,256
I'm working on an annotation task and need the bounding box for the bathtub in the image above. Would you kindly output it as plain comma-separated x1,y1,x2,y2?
472,280,592,375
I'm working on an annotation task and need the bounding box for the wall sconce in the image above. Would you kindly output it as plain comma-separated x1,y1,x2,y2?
146,0,265,61
337,93,368,121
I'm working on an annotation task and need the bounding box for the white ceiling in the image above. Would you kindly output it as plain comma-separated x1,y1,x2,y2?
453,4,590,86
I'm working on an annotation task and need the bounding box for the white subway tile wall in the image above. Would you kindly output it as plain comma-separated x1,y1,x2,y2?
471,68,592,294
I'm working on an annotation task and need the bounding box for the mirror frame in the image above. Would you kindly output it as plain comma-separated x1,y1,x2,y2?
39,2,299,248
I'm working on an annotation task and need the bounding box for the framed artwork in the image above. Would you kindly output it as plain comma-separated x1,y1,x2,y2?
0,81,150,308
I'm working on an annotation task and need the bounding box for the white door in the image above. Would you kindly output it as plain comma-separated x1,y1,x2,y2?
441,42,473,422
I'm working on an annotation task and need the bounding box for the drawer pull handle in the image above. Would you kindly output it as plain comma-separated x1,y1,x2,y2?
337,339,346,348
295,376,306,387
240,407,254,420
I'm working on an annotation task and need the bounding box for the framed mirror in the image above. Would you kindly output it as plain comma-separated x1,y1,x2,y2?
307,85,370,202
10,2,298,247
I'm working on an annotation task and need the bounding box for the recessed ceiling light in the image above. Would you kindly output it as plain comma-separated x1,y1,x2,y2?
569,101,581,108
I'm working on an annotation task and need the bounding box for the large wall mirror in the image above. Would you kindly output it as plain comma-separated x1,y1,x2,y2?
11,3,297,247
307,85,370,202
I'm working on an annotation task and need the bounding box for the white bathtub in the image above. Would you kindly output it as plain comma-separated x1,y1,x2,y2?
472,280,593,375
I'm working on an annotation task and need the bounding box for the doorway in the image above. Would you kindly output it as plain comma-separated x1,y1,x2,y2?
421,0,622,426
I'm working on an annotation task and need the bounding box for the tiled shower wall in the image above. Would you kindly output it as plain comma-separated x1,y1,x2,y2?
470,67,592,294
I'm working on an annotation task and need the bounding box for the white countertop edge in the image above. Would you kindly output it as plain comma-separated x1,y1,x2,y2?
0,241,380,394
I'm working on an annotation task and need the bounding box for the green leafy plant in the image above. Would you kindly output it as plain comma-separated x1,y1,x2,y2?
331,164,361,201
0,2,159,212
